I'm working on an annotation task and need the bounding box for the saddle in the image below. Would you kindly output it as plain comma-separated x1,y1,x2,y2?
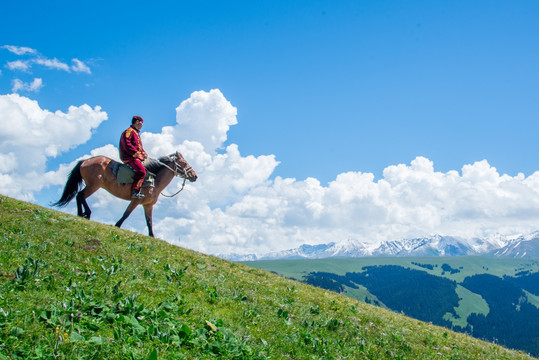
110,159,155,188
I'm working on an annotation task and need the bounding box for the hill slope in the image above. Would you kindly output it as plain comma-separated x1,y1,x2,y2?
0,195,535,359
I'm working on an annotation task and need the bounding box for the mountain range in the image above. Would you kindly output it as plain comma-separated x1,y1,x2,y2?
224,231,539,261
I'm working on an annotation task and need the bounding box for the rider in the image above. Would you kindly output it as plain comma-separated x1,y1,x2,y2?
119,115,148,199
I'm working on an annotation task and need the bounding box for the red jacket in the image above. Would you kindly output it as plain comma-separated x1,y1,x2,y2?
119,125,147,162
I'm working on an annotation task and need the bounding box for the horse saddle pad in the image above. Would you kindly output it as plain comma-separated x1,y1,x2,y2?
111,160,155,188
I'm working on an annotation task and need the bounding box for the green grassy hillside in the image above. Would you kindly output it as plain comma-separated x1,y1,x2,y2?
0,195,536,359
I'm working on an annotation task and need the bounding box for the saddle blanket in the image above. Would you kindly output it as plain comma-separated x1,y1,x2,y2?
111,160,155,188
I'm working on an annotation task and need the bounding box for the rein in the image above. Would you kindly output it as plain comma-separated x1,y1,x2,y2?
160,178,187,198
157,158,190,198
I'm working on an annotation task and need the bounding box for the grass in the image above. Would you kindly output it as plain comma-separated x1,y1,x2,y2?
0,194,536,359
443,285,490,328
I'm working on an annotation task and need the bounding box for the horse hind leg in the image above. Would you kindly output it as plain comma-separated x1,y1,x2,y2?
76,186,99,219
76,192,92,219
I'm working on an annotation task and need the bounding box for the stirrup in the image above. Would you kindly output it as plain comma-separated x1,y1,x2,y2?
131,191,145,199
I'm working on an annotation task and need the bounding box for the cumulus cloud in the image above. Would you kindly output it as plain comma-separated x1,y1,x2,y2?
12,78,43,93
5,89,539,256
153,156,539,256
143,89,238,154
141,89,276,207
0,93,107,200
136,91,539,255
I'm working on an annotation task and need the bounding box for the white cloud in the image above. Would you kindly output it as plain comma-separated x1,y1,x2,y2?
138,89,539,255
104,91,539,255
6,60,31,72
12,78,43,93
155,156,539,256
34,58,70,72
148,88,239,154
71,59,91,74
2,45,37,55
0,152,17,173
0,94,107,200
5,89,539,257
2,48,91,75
141,89,277,208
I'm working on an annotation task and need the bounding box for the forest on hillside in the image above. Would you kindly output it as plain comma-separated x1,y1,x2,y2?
303,265,539,356
462,274,539,355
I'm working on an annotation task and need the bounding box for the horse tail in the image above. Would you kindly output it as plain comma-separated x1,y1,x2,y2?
52,160,84,207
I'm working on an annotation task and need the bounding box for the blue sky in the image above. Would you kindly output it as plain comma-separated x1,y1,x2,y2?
2,1,539,255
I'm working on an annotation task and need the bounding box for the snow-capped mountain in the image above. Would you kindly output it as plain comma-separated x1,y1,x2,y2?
371,235,506,257
255,243,340,260
224,232,539,261
490,231,539,258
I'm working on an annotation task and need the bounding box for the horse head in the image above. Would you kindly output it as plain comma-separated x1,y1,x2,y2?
172,151,198,182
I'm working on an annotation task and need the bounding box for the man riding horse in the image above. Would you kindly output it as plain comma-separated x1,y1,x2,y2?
52,116,198,236
120,115,148,199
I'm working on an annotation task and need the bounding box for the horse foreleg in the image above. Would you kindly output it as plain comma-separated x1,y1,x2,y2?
143,205,154,237
115,201,139,229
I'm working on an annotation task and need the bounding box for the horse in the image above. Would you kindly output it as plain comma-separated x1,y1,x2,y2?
53,152,197,237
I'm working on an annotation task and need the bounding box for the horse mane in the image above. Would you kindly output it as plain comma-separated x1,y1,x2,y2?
144,155,173,174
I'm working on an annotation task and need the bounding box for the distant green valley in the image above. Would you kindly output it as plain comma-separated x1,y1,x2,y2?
243,257,539,356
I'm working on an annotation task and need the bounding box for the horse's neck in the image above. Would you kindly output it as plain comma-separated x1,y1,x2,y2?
154,165,176,193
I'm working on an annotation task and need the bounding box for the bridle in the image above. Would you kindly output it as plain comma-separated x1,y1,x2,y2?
160,155,192,177
158,153,194,198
